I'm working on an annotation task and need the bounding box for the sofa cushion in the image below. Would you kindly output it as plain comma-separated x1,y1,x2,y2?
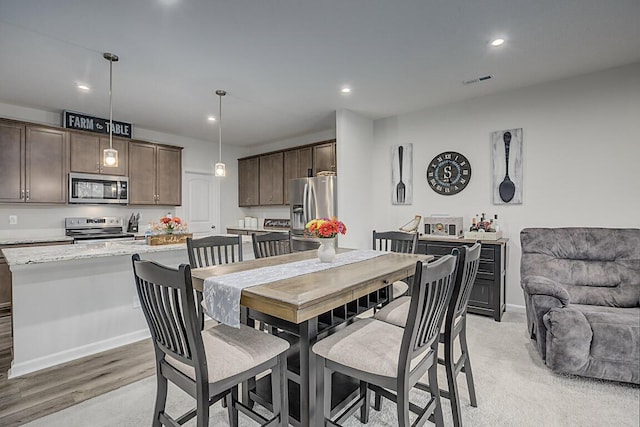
573,304,640,364
521,228,640,307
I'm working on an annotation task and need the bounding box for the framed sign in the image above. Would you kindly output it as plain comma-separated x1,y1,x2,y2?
391,143,413,205
63,110,133,139
492,128,523,204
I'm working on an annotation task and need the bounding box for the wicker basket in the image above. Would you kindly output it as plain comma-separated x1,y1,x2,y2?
146,233,192,246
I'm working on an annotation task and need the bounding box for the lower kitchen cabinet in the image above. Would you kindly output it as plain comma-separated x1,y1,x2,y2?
129,141,182,205
417,236,507,321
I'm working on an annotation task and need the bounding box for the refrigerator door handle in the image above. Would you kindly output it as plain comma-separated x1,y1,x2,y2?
302,182,309,225
309,184,317,221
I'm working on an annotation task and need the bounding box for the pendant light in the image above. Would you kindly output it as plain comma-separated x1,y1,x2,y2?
214,89,227,177
102,52,119,168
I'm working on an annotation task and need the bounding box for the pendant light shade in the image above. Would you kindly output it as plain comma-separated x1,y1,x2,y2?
102,52,119,168
215,89,227,177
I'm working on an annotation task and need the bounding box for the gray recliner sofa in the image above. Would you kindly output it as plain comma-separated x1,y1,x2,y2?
520,227,640,384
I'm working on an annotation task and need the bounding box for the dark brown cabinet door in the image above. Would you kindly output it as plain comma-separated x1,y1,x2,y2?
70,132,100,174
0,256,11,310
238,157,260,206
313,141,336,175
129,141,157,204
0,121,25,202
26,126,68,204
98,137,128,176
259,152,284,205
284,147,312,204
156,146,182,206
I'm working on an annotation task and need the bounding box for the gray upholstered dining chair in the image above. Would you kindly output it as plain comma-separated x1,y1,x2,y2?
373,243,481,427
372,230,419,298
313,254,458,427
131,254,289,427
186,235,244,329
252,232,292,259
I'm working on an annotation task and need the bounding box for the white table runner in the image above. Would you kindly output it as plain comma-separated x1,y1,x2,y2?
203,249,385,327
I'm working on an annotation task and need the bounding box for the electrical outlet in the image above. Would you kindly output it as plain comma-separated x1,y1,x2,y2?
133,295,141,308
9,215,18,225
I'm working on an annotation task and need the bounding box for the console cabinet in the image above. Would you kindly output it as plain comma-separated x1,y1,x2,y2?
417,237,507,321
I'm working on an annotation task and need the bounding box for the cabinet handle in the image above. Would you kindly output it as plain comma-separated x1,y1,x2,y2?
96,162,100,172
26,190,30,201
21,189,25,200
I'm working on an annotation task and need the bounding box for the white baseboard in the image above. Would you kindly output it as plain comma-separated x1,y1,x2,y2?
9,329,150,379
506,303,526,314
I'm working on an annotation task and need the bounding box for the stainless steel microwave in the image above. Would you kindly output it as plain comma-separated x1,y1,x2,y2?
68,173,129,204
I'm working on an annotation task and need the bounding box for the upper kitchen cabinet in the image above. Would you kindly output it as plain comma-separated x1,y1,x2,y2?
69,131,128,176
238,157,260,206
283,147,312,204
0,122,68,204
129,141,182,205
313,140,336,175
259,152,284,205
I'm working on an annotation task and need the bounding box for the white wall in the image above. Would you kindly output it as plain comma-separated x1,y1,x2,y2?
364,63,640,309
336,109,375,249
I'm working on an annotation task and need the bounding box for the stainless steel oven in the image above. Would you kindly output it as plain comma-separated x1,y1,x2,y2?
68,173,129,204
65,217,135,243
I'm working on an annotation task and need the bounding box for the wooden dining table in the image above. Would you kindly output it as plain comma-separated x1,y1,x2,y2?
191,249,432,427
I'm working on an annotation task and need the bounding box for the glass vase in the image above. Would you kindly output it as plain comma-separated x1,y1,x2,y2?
317,238,336,263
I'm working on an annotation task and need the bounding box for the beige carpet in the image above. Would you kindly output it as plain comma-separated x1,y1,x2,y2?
24,312,639,427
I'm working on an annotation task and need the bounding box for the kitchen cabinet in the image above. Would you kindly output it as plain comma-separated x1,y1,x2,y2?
259,152,284,205
129,141,182,205
238,157,260,206
283,147,312,204
0,122,68,204
313,141,336,175
69,131,128,176
417,236,507,321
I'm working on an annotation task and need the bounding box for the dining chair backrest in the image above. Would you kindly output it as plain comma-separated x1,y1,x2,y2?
252,232,292,259
450,243,481,320
372,230,419,254
131,254,205,372
400,254,457,370
186,235,243,268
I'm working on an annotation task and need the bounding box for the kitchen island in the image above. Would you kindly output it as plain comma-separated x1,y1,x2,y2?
2,240,189,378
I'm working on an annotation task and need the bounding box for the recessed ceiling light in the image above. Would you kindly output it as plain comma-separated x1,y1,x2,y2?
490,38,505,47
341,87,351,94
76,83,90,91
208,116,216,121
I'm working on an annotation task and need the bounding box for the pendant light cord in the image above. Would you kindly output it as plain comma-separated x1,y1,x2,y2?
218,91,222,162
109,56,113,150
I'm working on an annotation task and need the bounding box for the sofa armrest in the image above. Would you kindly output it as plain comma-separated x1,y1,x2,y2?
522,275,570,307
543,306,592,374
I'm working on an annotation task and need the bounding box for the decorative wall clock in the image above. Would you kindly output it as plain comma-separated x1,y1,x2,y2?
426,151,472,195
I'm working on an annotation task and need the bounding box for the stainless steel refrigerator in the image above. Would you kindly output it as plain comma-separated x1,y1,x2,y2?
289,176,337,251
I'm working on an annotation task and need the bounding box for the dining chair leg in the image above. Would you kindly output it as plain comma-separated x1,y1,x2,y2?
360,381,370,423
196,383,210,427
152,371,168,427
324,363,333,424
460,322,478,407
278,354,289,427
271,362,282,427
428,362,445,427
226,386,238,427
444,335,462,427
373,392,383,411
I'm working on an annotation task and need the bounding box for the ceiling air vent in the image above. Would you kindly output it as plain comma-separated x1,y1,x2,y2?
463,75,493,85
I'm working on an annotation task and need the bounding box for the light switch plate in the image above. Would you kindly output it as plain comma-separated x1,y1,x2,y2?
9,215,18,225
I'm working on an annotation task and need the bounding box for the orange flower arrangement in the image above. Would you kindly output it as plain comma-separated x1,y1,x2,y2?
153,214,188,234
305,218,347,239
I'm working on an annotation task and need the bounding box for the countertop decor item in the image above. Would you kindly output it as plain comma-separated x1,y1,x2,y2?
151,214,188,235
317,238,336,263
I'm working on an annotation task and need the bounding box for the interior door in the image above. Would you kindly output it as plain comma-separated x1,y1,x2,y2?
180,171,218,235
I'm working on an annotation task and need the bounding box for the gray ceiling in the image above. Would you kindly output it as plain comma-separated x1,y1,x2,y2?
1,0,639,147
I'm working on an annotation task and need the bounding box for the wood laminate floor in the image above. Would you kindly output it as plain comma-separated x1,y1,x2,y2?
0,310,156,426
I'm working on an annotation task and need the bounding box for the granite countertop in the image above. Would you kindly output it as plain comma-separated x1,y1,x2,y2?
226,226,289,233
1,240,186,266
0,235,74,246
